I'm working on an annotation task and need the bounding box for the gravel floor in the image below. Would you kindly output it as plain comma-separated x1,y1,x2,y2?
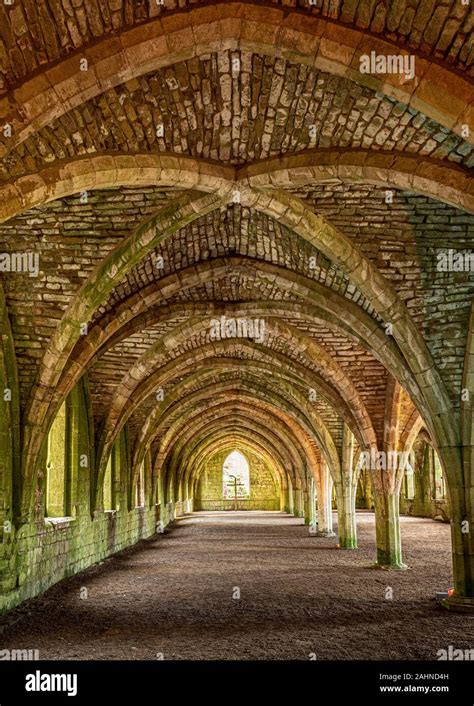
1,511,472,660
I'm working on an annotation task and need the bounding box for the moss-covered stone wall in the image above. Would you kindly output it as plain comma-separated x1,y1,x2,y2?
0,378,175,615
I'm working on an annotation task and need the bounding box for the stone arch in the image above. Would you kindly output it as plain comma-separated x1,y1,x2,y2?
242,151,474,214
190,441,285,510
148,388,334,485
178,429,295,504
131,356,342,475
137,381,339,499
138,369,326,485
1,3,472,157
156,399,319,504
1,152,472,225
95,314,375,478
153,404,309,503
51,259,426,436
11,175,456,521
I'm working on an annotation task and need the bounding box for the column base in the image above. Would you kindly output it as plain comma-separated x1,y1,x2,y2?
337,539,358,549
369,562,408,571
441,595,474,613
316,530,336,538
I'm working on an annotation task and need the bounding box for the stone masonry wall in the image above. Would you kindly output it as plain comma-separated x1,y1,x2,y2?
195,448,281,511
0,375,177,614
0,504,167,615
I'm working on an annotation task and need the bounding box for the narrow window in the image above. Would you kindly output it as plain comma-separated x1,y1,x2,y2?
222,451,250,499
104,456,114,510
404,463,415,500
104,440,121,511
135,461,145,508
433,450,446,500
46,402,67,517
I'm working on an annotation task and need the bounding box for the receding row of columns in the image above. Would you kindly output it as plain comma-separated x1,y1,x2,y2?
281,449,405,569
281,469,402,567
169,464,405,567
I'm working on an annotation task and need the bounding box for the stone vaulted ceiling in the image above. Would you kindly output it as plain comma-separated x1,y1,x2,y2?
0,0,473,527
1,0,473,94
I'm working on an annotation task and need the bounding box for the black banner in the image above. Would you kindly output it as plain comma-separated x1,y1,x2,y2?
0,660,471,703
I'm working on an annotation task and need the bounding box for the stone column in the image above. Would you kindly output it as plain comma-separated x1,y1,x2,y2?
303,484,311,526
441,445,474,611
308,476,317,527
356,468,373,510
409,441,432,517
373,484,405,567
335,477,358,548
370,445,406,568
446,492,474,609
280,483,286,512
334,426,358,548
294,487,303,517
158,472,171,527
315,463,335,537
286,479,294,514
371,378,408,567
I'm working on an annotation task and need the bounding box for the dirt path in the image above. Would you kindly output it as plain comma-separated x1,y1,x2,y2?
0,511,472,660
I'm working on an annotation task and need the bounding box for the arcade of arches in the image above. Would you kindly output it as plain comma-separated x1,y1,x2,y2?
0,0,474,658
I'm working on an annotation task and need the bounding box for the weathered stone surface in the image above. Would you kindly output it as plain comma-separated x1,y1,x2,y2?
0,0,471,97
0,0,474,615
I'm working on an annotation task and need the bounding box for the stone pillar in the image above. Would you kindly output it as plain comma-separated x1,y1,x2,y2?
293,487,303,517
167,500,175,522
372,378,408,568
158,472,172,527
446,492,474,608
286,479,294,514
315,463,335,537
335,477,358,548
439,305,474,609
303,486,311,525
410,441,433,517
441,443,474,610
356,468,373,510
334,426,358,548
374,486,405,567
308,476,317,527
280,483,286,512
370,448,406,568
298,488,305,518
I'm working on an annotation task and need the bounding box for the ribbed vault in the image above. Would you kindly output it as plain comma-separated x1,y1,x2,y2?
0,0,473,619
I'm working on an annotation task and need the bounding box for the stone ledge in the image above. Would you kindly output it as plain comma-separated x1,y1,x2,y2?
44,517,76,529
